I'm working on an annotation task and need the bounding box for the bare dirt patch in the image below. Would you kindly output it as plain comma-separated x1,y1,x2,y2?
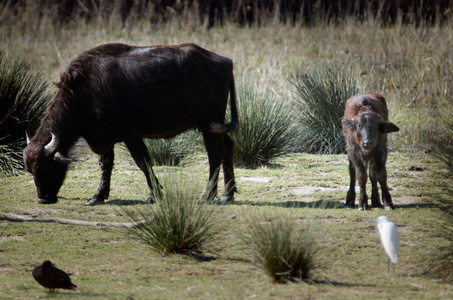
393,196,424,205
0,236,25,242
292,186,349,195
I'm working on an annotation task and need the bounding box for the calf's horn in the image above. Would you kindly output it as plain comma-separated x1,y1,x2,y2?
43,130,59,157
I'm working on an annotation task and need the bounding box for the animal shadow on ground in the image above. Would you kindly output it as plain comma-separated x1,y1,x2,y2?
59,197,147,206
235,199,344,209
234,199,439,210
101,199,149,206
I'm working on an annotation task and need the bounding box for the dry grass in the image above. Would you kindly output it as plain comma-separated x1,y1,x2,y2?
1,8,453,299
1,12,451,149
1,151,452,299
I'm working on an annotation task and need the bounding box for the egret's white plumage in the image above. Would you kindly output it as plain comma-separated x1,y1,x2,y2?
371,216,400,272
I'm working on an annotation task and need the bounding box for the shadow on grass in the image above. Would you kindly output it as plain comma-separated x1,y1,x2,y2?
311,279,377,288
230,200,439,210
190,252,218,262
60,198,149,206
235,199,345,209
61,197,439,210
102,199,149,206
235,162,286,170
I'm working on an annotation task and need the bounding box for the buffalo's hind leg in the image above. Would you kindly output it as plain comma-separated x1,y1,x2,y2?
85,148,114,206
202,131,223,201
221,134,236,202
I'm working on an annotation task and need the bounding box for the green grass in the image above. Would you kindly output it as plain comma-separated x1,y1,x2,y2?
290,61,366,154
0,51,51,176
1,151,452,299
245,215,318,283
121,169,222,255
231,79,296,167
0,7,452,299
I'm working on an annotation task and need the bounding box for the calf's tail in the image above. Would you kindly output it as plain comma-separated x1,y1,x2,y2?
210,77,239,133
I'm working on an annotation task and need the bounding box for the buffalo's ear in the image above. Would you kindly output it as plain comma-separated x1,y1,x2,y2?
54,152,72,165
379,122,400,134
342,119,356,130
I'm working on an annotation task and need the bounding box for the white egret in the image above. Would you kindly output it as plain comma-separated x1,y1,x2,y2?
370,216,400,273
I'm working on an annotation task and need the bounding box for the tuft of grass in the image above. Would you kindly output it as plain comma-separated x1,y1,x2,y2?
289,62,366,154
423,111,453,281
0,50,51,176
121,167,222,255
245,216,318,283
231,79,296,168
142,130,202,166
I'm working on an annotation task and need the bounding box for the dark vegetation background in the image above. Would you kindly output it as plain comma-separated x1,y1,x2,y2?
4,0,452,27
0,0,453,296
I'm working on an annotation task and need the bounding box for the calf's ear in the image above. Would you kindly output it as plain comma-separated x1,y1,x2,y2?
341,119,355,130
379,122,400,134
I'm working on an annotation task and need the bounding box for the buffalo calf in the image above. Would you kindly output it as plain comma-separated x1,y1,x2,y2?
341,94,399,211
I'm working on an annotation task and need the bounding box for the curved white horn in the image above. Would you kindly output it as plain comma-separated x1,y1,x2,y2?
26,131,31,145
43,130,59,157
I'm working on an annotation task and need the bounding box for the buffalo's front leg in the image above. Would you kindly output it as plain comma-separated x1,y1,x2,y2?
85,149,114,205
125,137,160,204
345,159,356,208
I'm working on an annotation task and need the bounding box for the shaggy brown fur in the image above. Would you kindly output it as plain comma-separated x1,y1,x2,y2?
341,94,399,211
24,43,238,205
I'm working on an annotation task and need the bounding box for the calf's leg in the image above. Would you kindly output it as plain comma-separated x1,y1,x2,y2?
345,159,356,208
376,164,394,210
356,162,369,211
369,161,383,208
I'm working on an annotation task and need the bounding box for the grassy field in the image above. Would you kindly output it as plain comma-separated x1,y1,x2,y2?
1,9,452,299
1,151,452,299
2,14,452,148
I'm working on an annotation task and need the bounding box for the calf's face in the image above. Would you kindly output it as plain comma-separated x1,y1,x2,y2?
342,112,399,151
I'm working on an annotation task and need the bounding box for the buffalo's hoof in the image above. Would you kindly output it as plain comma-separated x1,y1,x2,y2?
344,203,355,209
38,198,57,204
147,195,155,204
84,198,104,206
219,194,234,203
384,205,394,210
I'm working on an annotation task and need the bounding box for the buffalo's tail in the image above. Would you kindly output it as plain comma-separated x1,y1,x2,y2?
210,77,239,133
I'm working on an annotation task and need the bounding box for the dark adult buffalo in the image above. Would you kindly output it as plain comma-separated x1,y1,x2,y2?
341,94,399,211
23,43,238,205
